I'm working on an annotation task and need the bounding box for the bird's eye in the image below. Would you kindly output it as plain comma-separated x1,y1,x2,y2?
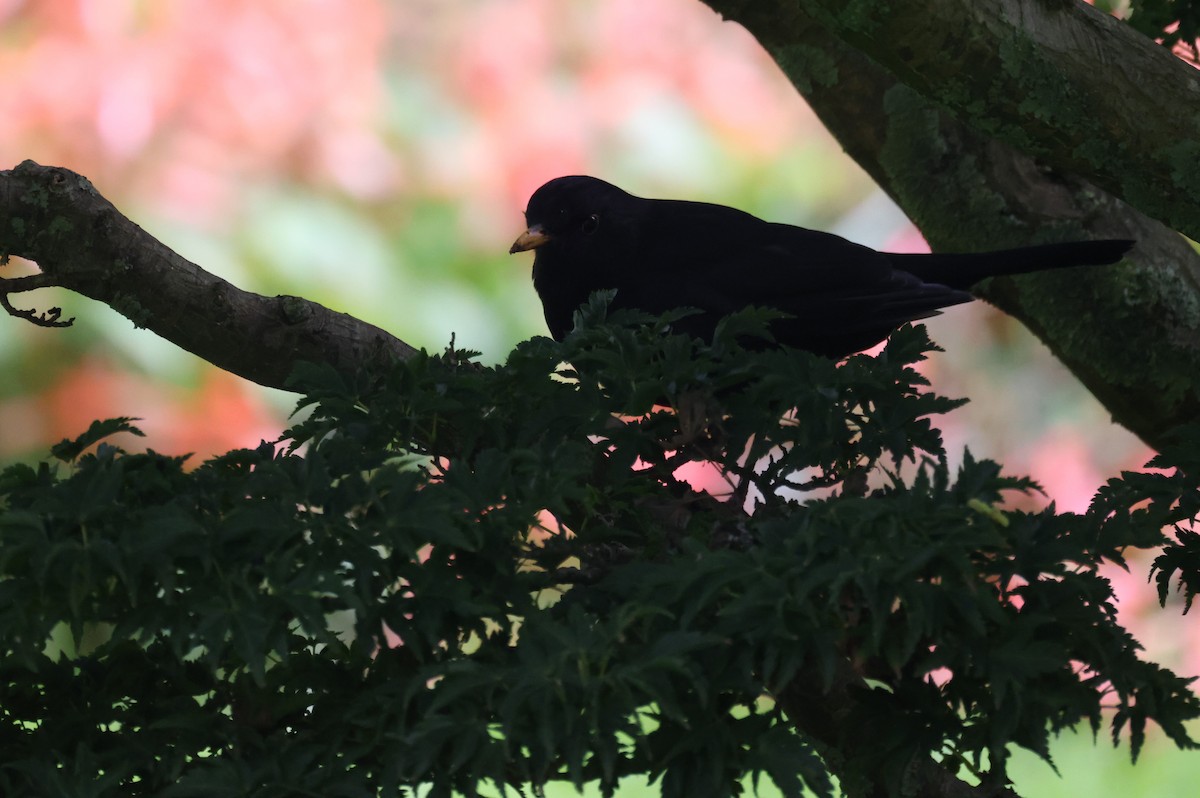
581,214,600,235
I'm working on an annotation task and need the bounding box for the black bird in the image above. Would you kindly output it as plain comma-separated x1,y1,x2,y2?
510,175,1134,358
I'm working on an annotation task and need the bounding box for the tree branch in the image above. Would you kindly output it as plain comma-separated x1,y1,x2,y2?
702,1,1200,449
712,0,1200,242
0,271,74,327
0,160,417,390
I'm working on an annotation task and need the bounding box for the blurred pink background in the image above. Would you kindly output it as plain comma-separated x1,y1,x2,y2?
0,1,1186,788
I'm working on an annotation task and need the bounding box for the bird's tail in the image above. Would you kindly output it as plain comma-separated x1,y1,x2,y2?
886,239,1134,290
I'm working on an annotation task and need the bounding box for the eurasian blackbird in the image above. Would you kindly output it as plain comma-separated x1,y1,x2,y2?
510,176,1134,358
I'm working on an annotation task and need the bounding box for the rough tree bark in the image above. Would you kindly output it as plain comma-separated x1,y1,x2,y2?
0,161,415,390
711,0,1200,240
701,0,1200,448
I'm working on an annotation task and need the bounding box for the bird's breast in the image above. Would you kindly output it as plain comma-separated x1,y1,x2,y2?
532,251,611,341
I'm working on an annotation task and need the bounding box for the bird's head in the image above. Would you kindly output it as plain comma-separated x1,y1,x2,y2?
509,176,646,340
509,176,634,255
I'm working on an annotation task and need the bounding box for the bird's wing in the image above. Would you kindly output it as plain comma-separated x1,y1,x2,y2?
628,200,969,335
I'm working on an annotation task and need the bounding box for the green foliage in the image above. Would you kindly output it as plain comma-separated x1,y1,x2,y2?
0,299,1197,797
1089,426,1200,616
1126,0,1200,55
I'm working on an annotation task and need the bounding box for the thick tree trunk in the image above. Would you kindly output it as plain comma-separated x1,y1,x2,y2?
707,0,1200,241
702,0,1200,448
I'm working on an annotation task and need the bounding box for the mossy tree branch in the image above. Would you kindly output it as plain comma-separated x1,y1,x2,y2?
0,160,416,391
709,0,1200,240
703,0,1200,448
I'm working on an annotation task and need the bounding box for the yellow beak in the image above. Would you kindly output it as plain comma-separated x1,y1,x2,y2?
509,224,551,254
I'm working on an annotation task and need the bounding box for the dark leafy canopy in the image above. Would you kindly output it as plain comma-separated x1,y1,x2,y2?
0,297,1198,798
1127,0,1200,54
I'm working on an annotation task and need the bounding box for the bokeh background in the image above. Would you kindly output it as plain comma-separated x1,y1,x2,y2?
0,0,1192,793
